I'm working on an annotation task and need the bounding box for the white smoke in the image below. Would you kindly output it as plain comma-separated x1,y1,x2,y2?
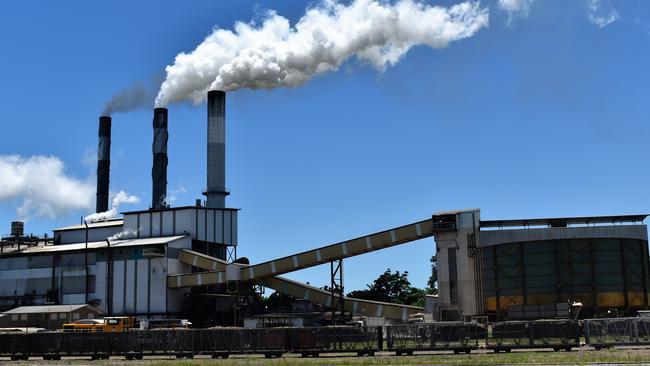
84,190,140,223
586,0,619,28
165,185,188,206
0,155,95,220
155,0,489,106
108,227,140,241
497,0,535,25
102,81,154,116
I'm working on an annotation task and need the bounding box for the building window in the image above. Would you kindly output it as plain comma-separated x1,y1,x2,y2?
73,313,80,320
87,313,94,319
50,314,57,320
20,314,28,321
11,315,18,321
59,313,67,320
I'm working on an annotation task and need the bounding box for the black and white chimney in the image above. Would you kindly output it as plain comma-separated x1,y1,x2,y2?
96,116,111,213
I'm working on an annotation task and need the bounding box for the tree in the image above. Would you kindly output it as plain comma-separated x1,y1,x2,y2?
427,254,438,295
261,291,295,312
347,269,425,306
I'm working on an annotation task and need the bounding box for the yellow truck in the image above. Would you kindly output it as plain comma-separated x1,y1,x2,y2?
62,316,135,332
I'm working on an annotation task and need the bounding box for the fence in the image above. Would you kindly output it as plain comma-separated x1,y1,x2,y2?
487,320,580,352
5,319,650,360
585,317,650,349
0,326,380,360
386,322,486,354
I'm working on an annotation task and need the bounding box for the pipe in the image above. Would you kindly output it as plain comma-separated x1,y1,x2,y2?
84,221,89,304
204,90,229,208
151,108,168,209
96,116,111,213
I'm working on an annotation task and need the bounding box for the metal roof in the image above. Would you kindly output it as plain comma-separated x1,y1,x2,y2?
481,214,649,229
8,235,189,255
54,219,124,232
2,304,102,314
433,208,480,216
121,206,239,215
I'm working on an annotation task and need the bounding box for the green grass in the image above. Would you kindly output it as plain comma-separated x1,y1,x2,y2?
12,348,650,365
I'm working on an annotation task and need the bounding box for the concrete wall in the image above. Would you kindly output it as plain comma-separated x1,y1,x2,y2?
434,210,481,321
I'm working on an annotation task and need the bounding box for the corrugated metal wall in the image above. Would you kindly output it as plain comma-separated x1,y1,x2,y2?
482,238,650,318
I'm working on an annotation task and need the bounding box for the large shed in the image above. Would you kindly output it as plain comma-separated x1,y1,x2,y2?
0,304,102,330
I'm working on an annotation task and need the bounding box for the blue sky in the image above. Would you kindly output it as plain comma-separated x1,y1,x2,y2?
0,0,649,292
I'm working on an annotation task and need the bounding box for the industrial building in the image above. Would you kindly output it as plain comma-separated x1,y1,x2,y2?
434,209,649,321
0,304,102,330
0,89,648,326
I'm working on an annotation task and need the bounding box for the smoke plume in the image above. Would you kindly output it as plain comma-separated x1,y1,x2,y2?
0,155,95,220
103,81,153,116
155,0,489,106
108,227,140,241
84,190,140,223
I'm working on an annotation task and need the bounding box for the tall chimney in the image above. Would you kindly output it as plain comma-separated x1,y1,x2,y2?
204,90,229,208
152,108,168,210
96,116,111,213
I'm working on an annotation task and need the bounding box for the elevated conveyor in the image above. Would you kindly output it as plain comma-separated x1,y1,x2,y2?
168,218,433,288
173,249,424,320
260,276,423,320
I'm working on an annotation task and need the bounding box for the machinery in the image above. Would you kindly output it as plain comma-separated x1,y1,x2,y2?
62,316,135,332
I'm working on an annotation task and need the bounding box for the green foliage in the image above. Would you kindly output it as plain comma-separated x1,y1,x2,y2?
347,268,425,306
261,291,296,312
427,254,438,295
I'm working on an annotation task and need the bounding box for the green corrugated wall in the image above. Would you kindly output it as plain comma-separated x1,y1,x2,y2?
482,238,650,314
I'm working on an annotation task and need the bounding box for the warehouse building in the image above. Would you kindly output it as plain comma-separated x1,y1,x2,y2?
0,304,102,330
434,209,649,321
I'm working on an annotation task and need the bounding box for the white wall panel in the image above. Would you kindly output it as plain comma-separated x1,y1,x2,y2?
149,258,166,313
224,211,232,244
136,260,149,314
124,260,135,313
215,210,224,243
162,211,174,236
206,210,215,242
123,214,139,237
175,210,193,237
151,212,161,238
112,261,124,314
140,213,151,239
94,261,107,312
197,209,206,241
62,294,85,304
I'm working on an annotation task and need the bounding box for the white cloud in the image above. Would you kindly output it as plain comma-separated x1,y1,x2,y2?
586,0,619,28
155,0,489,106
0,155,95,220
498,0,535,25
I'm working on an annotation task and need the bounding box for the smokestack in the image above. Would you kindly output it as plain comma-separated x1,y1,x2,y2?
204,90,229,208
152,108,168,210
96,116,111,213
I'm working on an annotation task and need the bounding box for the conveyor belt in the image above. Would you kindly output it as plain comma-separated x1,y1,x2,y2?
179,249,227,271
168,218,433,288
174,249,424,320
260,276,423,320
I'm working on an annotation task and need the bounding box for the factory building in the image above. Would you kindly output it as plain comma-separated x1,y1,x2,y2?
0,88,648,325
434,209,649,321
0,90,238,323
